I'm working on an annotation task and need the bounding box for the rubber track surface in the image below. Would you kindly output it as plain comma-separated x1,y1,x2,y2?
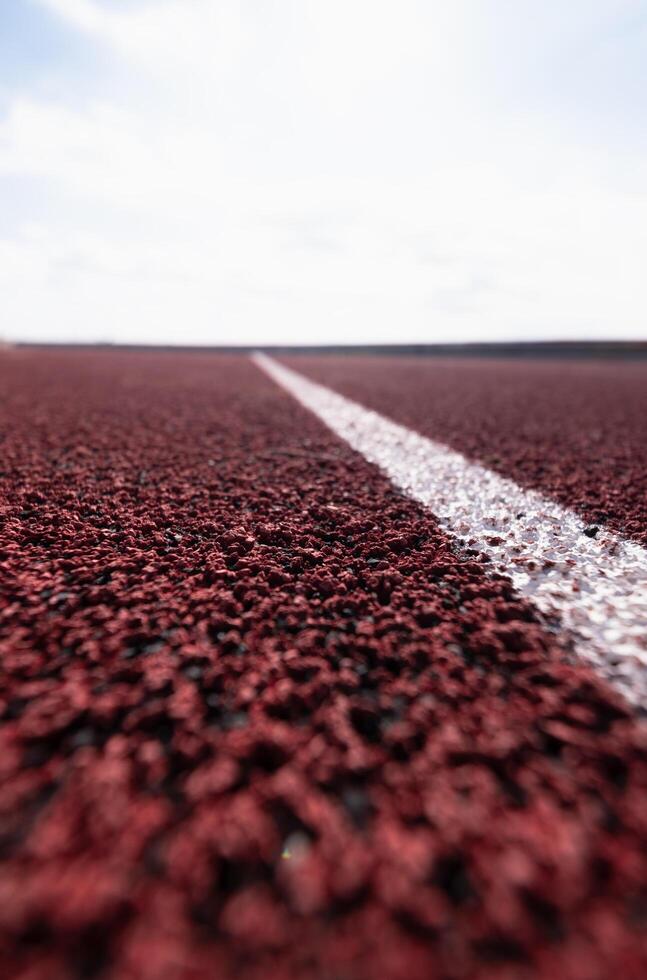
282,356,647,547
1,350,646,980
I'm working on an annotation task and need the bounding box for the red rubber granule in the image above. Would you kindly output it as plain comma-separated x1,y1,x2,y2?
1,350,646,980
283,355,647,547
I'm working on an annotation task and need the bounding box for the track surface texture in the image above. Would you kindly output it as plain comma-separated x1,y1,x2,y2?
1,350,646,980
282,356,647,547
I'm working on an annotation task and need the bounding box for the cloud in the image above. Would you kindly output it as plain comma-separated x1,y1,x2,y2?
0,0,645,343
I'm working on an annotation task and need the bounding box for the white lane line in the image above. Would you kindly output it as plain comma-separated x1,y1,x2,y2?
253,352,647,706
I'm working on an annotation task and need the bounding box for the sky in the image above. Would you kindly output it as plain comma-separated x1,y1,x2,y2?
0,0,646,346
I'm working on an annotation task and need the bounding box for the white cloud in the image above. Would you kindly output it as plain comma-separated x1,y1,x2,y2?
1,0,645,343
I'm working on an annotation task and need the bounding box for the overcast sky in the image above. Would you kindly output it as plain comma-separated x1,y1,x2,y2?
1,0,646,345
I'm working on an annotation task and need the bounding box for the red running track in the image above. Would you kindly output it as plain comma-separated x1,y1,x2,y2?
1,349,646,980
283,355,647,547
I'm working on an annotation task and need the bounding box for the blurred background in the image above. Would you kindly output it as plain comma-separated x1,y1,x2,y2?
0,0,645,347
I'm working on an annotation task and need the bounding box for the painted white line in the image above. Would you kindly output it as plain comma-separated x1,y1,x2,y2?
253,352,647,706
